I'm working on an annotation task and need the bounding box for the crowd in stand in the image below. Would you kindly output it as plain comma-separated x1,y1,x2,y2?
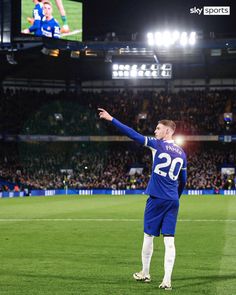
1,88,236,136
0,142,236,192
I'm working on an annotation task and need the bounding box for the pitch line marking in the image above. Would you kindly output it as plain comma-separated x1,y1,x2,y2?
61,29,82,37
0,218,236,222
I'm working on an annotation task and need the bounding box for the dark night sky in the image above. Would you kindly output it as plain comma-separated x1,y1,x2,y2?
83,0,236,38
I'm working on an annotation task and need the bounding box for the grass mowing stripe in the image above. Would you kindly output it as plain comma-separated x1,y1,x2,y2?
0,218,236,222
216,198,236,295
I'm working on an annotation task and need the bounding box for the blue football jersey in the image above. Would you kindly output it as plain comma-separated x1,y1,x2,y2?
29,3,44,36
144,137,187,200
41,17,60,38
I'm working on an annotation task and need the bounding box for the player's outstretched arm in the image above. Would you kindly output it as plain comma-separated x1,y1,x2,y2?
98,108,113,121
98,108,145,145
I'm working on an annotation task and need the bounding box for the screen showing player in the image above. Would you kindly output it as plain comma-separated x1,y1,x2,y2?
21,0,83,41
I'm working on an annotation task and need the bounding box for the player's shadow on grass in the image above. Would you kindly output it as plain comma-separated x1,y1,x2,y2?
175,274,236,288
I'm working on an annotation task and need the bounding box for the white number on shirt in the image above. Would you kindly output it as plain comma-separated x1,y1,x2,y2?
154,153,184,181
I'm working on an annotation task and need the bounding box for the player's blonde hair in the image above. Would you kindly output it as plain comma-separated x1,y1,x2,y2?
158,120,176,133
43,1,52,6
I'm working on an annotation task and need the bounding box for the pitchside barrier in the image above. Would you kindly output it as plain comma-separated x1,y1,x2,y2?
0,189,236,198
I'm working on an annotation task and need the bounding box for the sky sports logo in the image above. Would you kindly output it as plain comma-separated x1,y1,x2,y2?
190,6,230,15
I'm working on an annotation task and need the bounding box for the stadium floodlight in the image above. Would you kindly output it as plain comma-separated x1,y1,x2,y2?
147,32,155,46
147,31,197,47
163,31,172,47
155,32,163,46
119,64,125,70
112,63,172,79
141,64,146,70
113,64,119,70
41,47,60,57
152,71,158,77
180,32,188,47
138,70,144,77
118,71,124,77
130,70,138,77
173,30,180,42
189,31,196,45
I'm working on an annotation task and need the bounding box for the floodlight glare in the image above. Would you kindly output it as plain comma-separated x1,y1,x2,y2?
124,65,130,70
172,30,180,42
131,64,138,70
118,71,124,76
163,31,172,47
141,64,146,70
147,30,197,47
119,65,125,70
175,136,184,145
113,71,118,77
180,32,188,46
147,32,154,46
189,31,196,45
155,32,163,46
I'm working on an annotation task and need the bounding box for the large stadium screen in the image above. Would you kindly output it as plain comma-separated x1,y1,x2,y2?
21,0,83,41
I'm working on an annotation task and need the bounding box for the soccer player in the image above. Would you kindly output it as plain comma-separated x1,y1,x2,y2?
41,1,60,38
98,108,187,290
54,0,70,33
22,0,44,36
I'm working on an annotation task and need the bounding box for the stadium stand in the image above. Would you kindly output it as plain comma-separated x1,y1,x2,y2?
0,88,235,135
0,141,235,191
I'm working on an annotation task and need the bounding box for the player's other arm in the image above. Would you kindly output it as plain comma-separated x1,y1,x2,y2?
29,19,41,33
178,167,187,198
98,108,145,145
23,9,41,34
22,20,40,34
52,21,61,38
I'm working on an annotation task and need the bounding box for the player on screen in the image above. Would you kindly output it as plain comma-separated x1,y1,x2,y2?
22,0,44,36
54,0,70,33
41,1,60,38
98,108,187,291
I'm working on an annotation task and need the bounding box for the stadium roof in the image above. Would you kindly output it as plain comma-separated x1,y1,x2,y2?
1,36,236,81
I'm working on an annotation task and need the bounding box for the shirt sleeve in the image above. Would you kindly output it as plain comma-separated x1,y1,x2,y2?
112,118,145,145
53,24,60,38
33,8,41,21
29,20,41,33
144,136,161,150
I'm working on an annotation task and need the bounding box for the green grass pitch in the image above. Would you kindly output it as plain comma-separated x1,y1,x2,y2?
0,195,236,294
21,0,83,41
